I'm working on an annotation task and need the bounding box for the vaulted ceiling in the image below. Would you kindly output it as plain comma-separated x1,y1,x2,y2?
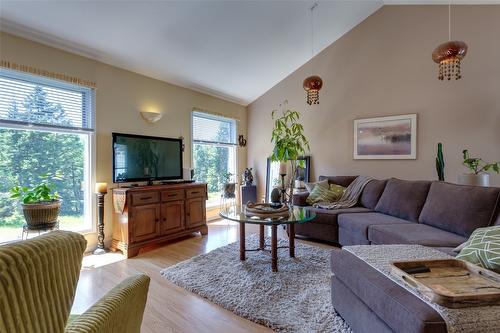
1,1,498,105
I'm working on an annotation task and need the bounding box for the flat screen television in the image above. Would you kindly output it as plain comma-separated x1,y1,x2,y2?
112,133,183,183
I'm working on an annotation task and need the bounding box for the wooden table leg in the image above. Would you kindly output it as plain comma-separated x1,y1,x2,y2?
271,225,278,272
240,222,245,261
289,223,295,258
259,224,265,250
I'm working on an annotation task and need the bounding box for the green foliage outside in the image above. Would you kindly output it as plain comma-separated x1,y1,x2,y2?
0,85,85,229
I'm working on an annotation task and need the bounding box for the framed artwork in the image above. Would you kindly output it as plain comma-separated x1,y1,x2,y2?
354,114,417,159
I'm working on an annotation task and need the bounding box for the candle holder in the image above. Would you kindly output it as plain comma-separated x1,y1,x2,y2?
94,183,107,255
280,173,287,204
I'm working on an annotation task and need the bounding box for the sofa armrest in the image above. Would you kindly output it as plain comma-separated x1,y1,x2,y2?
292,191,309,206
65,274,150,333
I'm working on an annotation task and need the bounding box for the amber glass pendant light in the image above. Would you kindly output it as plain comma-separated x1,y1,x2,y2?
303,2,323,105
432,3,468,80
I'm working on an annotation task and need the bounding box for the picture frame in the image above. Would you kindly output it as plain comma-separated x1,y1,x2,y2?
354,114,417,160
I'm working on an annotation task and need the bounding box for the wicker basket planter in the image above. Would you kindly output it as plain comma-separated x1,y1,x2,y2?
21,200,61,228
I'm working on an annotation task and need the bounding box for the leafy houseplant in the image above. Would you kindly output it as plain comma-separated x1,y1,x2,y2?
458,150,499,187
270,101,310,202
10,172,62,228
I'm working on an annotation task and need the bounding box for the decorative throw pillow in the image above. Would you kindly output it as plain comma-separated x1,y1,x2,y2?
329,184,346,200
305,179,328,193
456,226,500,272
306,183,345,205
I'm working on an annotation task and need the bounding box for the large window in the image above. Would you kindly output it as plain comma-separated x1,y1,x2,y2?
192,111,237,207
0,69,94,243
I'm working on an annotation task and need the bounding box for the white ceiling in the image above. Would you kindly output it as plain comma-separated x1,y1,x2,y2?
0,1,498,106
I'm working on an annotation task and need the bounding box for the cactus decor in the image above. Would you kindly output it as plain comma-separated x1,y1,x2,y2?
436,143,445,181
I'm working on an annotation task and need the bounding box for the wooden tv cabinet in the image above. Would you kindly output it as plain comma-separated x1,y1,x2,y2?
111,182,208,258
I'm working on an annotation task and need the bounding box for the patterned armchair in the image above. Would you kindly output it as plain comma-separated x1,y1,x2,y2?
0,231,150,333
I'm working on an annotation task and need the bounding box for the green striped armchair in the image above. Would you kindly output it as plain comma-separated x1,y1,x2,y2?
0,231,150,333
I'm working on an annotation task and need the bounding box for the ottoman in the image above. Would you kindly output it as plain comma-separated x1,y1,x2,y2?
330,248,447,333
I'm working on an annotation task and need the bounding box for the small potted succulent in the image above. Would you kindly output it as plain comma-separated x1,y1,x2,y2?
458,150,499,187
10,172,62,228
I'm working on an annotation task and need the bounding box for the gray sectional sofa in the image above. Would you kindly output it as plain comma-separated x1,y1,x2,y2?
293,176,500,333
292,176,500,253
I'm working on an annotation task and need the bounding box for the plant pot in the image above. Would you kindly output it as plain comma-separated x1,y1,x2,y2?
457,173,490,187
223,183,236,199
21,200,61,228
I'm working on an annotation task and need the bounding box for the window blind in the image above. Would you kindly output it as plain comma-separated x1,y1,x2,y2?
192,111,236,145
0,69,94,131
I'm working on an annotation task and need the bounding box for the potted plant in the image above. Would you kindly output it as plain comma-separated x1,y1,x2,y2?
10,172,62,228
458,149,499,187
270,101,310,202
222,172,236,199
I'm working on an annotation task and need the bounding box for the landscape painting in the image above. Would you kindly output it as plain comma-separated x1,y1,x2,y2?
354,114,417,159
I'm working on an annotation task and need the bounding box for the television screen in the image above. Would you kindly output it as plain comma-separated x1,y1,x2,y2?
112,133,183,182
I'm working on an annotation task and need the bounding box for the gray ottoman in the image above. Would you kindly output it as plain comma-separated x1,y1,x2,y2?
330,248,447,333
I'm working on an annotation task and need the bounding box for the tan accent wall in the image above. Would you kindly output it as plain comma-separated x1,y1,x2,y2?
0,32,247,250
248,5,500,198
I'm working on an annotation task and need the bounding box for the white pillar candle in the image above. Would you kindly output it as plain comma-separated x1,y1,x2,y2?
279,162,287,175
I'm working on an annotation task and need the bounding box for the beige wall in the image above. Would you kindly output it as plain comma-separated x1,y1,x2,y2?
248,5,500,199
0,32,247,250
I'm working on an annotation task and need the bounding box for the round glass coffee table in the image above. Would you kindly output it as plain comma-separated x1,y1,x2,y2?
219,205,316,272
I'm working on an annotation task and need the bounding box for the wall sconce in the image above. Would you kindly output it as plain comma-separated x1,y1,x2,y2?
238,135,247,147
140,111,163,123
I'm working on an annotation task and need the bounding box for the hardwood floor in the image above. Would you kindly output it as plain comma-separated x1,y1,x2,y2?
74,220,334,333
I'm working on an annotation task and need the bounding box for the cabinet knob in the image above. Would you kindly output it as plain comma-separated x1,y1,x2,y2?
155,218,159,222
163,218,166,222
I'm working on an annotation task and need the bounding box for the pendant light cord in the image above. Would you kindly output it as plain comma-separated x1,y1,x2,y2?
448,2,451,41
310,1,318,57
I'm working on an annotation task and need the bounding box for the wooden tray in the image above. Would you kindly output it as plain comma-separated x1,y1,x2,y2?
391,259,500,308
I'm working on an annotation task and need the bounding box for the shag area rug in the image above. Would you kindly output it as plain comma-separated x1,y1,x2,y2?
160,235,351,333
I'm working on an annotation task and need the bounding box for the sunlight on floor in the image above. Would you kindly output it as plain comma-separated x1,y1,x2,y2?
82,251,126,269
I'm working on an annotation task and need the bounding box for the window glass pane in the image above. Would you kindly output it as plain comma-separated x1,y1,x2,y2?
192,112,236,144
193,143,236,207
0,127,91,242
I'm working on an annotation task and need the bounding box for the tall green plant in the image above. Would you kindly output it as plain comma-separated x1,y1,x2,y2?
462,150,499,175
270,102,310,201
435,143,445,181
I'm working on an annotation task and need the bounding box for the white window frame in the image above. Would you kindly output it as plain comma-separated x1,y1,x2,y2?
0,69,96,234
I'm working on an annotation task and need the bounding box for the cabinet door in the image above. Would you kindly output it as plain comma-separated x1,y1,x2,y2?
130,204,160,243
160,200,185,235
185,197,206,229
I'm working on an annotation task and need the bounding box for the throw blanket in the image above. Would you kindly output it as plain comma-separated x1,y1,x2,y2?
313,176,372,209
343,245,500,333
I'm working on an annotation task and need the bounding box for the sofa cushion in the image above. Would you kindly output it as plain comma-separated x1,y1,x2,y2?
338,212,410,241
375,178,431,222
419,181,500,237
307,207,372,226
331,249,447,333
369,223,467,247
359,179,387,209
319,175,358,188
456,226,500,272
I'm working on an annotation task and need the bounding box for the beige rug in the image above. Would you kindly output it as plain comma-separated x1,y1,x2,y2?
161,235,351,333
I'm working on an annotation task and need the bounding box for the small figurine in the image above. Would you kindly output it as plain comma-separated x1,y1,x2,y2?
243,167,254,186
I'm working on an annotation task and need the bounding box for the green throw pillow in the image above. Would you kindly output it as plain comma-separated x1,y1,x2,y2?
456,226,500,272
306,183,345,205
